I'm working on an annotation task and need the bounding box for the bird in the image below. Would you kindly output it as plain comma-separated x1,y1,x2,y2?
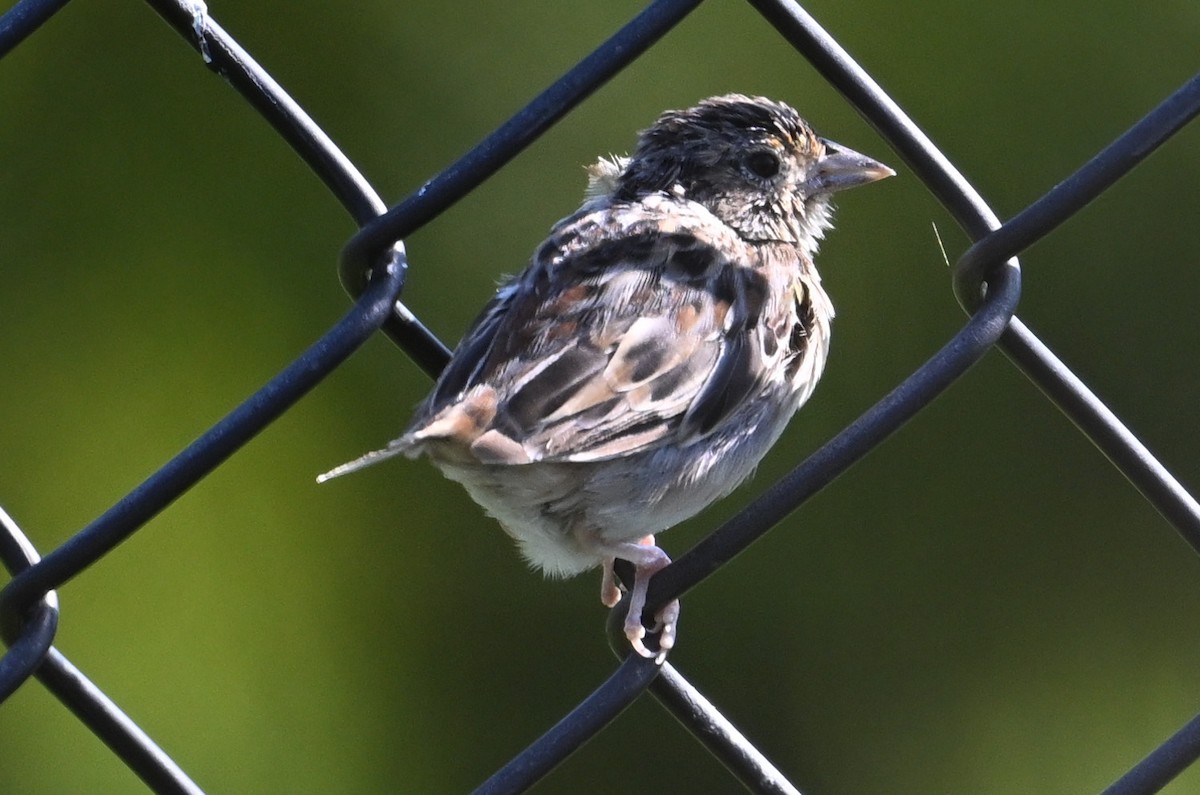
319,95,893,662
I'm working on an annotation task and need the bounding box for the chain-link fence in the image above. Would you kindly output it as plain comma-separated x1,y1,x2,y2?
2,0,1199,792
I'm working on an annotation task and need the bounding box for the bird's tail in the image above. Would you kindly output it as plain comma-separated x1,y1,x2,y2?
316,443,409,483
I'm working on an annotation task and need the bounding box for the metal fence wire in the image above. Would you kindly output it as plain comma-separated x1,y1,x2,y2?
1,1,1199,793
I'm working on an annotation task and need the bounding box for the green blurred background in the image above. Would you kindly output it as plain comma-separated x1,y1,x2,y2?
2,1,1199,792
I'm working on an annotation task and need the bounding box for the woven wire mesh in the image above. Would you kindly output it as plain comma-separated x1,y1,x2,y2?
2,1,1199,792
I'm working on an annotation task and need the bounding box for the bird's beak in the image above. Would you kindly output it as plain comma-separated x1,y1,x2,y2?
807,138,895,193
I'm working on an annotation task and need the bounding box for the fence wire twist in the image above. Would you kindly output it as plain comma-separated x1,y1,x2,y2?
1,1,1198,793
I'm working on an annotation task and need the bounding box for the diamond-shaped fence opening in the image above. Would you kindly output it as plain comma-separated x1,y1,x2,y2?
1,1,1199,793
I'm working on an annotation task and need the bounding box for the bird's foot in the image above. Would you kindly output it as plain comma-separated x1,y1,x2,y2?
599,537,678,664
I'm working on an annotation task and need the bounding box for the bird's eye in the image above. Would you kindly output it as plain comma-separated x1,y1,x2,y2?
744,150,781,179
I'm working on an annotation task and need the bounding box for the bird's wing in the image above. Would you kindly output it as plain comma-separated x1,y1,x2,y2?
407,195,801,465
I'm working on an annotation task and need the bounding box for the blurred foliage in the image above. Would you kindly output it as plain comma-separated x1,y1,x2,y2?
1,1,1199,793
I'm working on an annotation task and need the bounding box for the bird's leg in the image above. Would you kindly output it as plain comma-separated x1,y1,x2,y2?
597,535,679,663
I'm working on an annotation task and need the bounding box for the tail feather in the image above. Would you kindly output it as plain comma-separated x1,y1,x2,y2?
316,443,408,483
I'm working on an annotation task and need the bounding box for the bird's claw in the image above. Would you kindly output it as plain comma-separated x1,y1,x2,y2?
625,598,679,664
